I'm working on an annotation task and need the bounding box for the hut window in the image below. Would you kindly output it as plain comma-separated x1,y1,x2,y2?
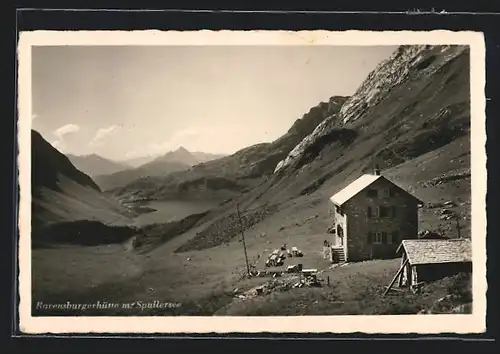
373,232,383,244
379,206,389,218
389,187,396,197
381,232,388,244
382,188,390,197
391,206,397,218
367,206,372,218
367,189,378,198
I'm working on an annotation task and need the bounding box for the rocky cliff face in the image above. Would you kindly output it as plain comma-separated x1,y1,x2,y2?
274,45,470,174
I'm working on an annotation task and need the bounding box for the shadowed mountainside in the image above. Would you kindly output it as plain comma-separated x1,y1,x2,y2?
31,130,133,231
32,130,101,193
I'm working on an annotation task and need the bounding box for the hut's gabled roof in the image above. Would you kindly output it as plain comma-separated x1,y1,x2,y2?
330,174,381,206
329,174,423,206
396,239,472,265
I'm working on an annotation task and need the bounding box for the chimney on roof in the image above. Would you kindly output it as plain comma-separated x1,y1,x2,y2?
374,164,381,176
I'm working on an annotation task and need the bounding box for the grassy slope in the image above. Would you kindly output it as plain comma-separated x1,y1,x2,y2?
215,262,472,316
34,176,134,227
31,136,471,315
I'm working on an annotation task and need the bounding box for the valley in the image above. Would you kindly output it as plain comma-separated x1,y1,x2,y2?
31,136,472,316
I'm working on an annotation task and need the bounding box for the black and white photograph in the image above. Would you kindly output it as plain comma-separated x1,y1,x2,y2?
17,30,487,334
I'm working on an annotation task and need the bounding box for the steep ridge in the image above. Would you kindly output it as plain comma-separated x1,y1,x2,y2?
265,45,470,201
113,95,349,201
66,153,131,177
175,44,471,252
31,130,133,230
32,130,100,193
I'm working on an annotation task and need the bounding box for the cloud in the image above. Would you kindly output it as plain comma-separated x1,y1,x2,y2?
89,125,119,147
54,124,81,140
50,124,80,152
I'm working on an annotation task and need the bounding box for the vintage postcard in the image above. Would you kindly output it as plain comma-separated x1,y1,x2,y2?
17,30,487,334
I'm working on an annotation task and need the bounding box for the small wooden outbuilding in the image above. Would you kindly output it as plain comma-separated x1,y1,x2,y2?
384,238,472,295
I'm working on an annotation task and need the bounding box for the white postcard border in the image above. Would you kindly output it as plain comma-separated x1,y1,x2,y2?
17,30,487,334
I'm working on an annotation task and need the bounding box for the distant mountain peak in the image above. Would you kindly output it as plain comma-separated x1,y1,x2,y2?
65,152,130,177
154,146,198,166
175,146,189,153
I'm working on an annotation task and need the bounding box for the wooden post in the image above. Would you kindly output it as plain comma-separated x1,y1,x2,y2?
455,213,461,238
411,266,418,286
398,253,406,287
236,203,250,276
384,258,409,296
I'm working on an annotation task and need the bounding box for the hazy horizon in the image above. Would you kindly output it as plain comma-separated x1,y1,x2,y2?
32,45,398,162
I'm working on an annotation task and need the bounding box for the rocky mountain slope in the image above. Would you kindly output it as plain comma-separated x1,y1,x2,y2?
66,153,131,177
265,45,470,199
275,45,469,174
112,96,348,201
174,44,471,252
31,130,133,230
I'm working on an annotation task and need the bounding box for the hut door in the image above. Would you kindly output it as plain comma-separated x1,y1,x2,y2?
336,225,344,246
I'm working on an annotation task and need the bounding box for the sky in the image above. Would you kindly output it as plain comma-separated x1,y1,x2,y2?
31,45,398,161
